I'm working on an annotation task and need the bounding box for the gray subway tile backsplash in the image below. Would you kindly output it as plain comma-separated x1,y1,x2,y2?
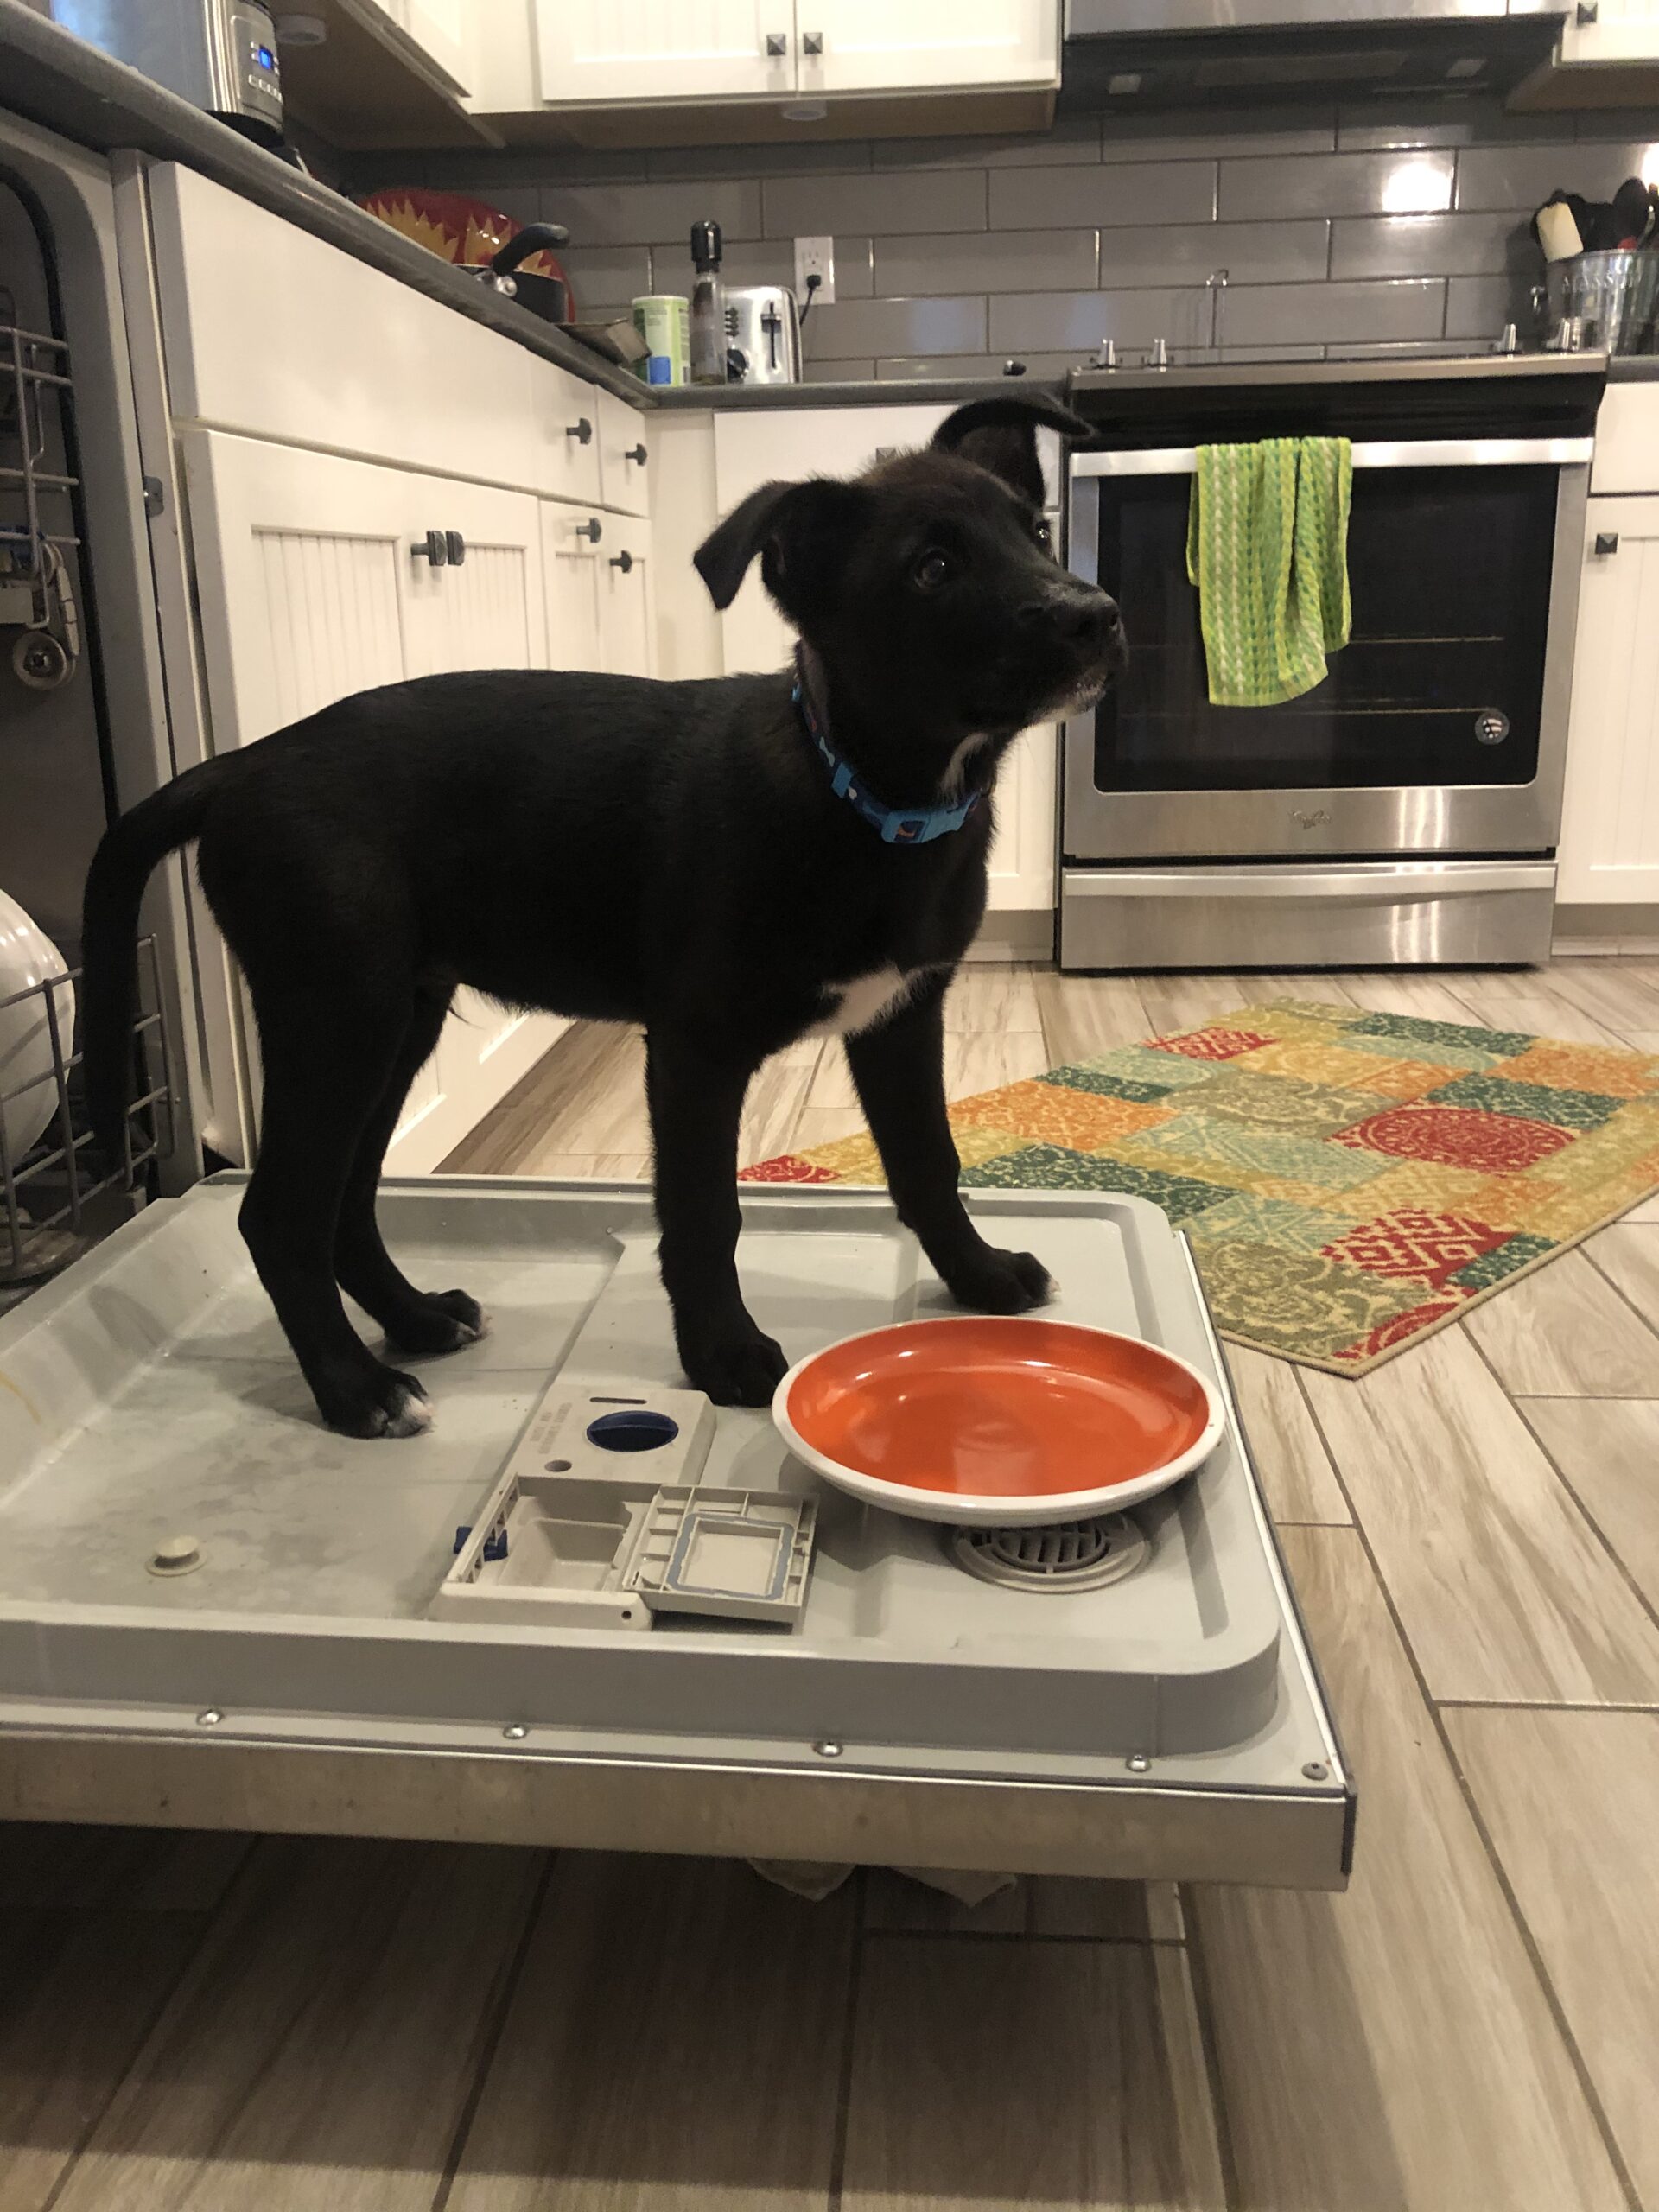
762,168,986,238
874,228,1097,297
1330,210,1529,281
803,293,987,360
1219,277,1446,348
1097,219,1329,289
990,159,1217,231
1454,139,1653,213
393,95,1646,381
1222,149,1456,222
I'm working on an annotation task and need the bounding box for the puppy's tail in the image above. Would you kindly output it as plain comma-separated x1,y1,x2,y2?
81,755,238,1160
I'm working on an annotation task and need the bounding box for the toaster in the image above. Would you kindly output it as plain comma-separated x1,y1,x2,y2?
724,285,803,385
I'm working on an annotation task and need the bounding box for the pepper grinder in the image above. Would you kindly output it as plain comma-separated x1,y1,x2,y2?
690,219,727,387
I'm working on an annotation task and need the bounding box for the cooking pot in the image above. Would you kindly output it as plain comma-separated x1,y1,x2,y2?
462,221,573,325
357,190,576,325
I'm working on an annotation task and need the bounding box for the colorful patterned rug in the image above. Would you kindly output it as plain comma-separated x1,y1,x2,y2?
741,998,1659,1375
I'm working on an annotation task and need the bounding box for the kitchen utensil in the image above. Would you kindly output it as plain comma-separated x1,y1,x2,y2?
1544,251,1659,355
0,886,74,1168
357,191,575,323
774,1313,1224,1528
724,285,803,385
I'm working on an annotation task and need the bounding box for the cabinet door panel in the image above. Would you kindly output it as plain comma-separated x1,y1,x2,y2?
598,518,656,678
802,0,1058,92
1558,495,1659,906
597,389,652,518
543,507,607,672
537,0,790,103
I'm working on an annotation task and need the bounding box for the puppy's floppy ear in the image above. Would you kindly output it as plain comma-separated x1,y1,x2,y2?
694,476,870,619
931,394,1093,507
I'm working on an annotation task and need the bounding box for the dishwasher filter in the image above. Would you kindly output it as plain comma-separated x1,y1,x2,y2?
0,1179,1352,1886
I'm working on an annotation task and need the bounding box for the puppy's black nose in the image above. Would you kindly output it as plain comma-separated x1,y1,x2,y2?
1019,591,1122,648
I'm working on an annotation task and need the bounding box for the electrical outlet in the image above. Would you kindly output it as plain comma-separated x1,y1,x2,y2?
793,235,836,307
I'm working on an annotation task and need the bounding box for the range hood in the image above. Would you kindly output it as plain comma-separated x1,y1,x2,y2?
1062,0,1566,105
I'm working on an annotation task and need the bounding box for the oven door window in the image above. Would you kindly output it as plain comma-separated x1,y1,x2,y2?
1093,464,1557,793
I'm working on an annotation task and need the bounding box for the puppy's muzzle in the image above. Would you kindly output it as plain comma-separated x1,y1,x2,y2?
1017,585,1128,677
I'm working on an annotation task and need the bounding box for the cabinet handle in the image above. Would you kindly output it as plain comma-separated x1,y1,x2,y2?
445,530,467,566
566,417,594,445
624,442,648,467
1594,531,1620,556
765,30,788,54
802,29,823,53
609,550,635,574
576,517,602,543
411,529,448,565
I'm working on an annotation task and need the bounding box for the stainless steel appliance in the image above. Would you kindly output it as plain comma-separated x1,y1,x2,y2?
725,283,803,385
1062,0,1559,103
48,0,283,143
1061,356,1602,969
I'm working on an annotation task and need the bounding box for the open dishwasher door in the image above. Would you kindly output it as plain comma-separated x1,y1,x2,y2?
0,1180,1353,1889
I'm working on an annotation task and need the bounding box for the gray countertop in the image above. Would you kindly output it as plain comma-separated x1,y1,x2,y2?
0,0,645,404
652,376,1065,410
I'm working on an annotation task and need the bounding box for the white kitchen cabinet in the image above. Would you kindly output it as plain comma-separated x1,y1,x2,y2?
709,404,1059,916
391,0,474,91
802,0,1058,93
537,1,790,105
599,517,658,678
177,429,567,1172
1557,493,1659,906
534,0,1055,104
542,505,607,672
1554,0,1659,63
597,389,652,518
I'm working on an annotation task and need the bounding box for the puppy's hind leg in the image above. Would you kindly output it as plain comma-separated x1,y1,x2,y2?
333,980,487,1356
238,986,434,1439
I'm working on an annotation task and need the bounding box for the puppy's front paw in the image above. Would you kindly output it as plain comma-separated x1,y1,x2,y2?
386,1287,488,1357
682,1328,789,1408
948,1247,1053,1316
319,1362,434,1440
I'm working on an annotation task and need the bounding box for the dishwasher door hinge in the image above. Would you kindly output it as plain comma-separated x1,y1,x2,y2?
143,474,164,519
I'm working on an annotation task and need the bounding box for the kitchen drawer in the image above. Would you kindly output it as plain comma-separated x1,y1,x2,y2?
597,388,652,516
149,165,610,506
1592,382,1659,496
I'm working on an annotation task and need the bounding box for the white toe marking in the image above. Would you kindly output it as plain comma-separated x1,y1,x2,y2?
385,1389,434,1439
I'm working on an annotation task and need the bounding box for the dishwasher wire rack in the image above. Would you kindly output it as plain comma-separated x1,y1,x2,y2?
0,935,172,1289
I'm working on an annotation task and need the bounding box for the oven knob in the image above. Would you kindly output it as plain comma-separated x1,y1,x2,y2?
1475,709,1510,746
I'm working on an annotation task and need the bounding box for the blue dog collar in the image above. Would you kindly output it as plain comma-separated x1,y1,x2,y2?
791,659,981,848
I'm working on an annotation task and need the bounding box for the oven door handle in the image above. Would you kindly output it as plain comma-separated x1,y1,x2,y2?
1071,438,1594,477
1063,863,1557,899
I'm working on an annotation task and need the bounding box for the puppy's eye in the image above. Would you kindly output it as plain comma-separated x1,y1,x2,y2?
914,550,952,591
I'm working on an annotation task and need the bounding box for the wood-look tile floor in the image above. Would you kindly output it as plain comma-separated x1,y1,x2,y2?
6,957,1659,2211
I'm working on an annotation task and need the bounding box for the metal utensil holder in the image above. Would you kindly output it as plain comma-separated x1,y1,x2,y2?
0,938,173,1288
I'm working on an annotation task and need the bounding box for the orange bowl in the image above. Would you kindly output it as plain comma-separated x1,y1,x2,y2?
773,1316,1223,1526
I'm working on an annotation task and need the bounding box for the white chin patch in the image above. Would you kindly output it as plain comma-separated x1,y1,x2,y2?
807,964,915,1039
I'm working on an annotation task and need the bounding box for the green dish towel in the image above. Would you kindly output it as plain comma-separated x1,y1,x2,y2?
1185,436,1353,707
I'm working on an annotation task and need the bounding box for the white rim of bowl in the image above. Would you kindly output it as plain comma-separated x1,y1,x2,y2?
771,1314,1226,1528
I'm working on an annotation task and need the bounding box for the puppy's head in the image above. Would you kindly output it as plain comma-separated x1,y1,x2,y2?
695,396,1125,767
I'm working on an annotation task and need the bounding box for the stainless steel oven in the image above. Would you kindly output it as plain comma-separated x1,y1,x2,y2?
1061,418,1594,969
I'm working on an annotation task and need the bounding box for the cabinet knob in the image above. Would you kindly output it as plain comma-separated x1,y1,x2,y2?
1594,531,1620,556
765,30,788,55
609,550,635,574
577,517,602,543
624,442,648,467
411,529,448,565
802,29,823,53
566,417,594,445
445,530,467,566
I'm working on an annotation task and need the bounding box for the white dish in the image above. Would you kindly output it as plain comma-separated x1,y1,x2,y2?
0,887,73,1168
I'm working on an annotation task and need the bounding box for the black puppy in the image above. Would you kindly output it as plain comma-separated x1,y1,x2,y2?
82,395,1122,1437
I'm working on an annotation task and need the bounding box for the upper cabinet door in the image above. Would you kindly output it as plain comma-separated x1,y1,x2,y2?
537,0,793,104
386,0,474,93
800,0,1058,92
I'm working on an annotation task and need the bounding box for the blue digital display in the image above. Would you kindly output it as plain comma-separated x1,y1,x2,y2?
256,44,274,67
